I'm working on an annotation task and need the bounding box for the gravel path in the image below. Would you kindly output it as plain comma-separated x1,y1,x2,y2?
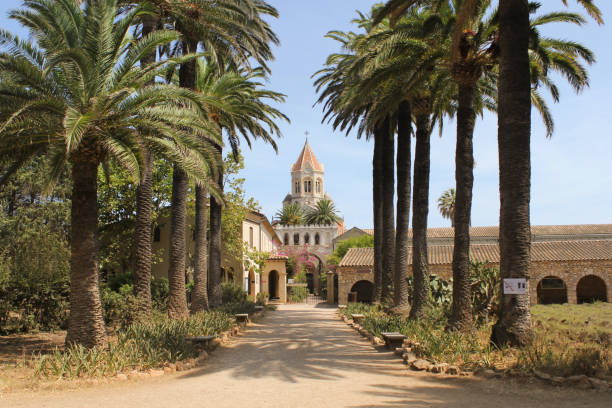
2,303,611,408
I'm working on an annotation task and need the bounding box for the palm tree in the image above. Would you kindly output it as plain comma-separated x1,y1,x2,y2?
154,0,282,311
133,12,160,320
0,0,220,347
438,188,455,226
374,0,596,330
313,22,385,301
355,8,456,313
204,64,287,307
275,202,305,226
305,199,342,226
187,2,282,309
314,14,408,304
492,0,601,346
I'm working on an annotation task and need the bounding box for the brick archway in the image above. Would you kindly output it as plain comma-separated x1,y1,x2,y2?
536,276,568,304
577,275,608,303
350,280,374,303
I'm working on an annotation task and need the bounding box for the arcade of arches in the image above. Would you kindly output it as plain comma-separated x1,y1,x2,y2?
331,249,612,305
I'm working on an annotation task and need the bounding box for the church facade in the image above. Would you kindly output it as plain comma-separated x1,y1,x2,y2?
273,140,344,293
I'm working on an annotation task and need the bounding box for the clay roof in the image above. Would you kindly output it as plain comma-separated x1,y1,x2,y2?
292,139,323,172
339,248,373,267
267,254,289,261
358,224,612,239
338,240,612,267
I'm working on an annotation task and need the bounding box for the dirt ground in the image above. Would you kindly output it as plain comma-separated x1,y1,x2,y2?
0,331,65,365
1,304,611,408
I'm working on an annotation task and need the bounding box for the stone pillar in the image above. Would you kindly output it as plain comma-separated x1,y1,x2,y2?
279,272,287,303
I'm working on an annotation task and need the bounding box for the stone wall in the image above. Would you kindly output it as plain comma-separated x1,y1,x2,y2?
529,259,612,305
335,259,611,305
337,267,374,304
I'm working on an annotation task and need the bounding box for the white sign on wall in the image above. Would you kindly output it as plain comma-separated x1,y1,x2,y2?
503,278,527,295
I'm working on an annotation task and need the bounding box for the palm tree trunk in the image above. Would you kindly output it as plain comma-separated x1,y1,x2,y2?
449,82,476,331
134,151,153,317
167,166,189,319
191,184,209,313
166,38,198,319
394,102,412,309
381,117,395,302
373,129,384,303
65,151,106,348
410,113,431,319
208,143,223,307
133,15,158,319
492,0,532,347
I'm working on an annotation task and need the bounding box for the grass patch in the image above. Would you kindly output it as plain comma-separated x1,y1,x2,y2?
341,302,612,377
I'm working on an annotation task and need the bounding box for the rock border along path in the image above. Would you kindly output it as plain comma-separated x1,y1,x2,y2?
2,303,611,408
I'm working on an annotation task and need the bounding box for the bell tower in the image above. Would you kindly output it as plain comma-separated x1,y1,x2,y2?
285,139,325,208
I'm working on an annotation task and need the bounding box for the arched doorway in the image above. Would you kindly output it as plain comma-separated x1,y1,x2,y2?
537,276,568,304
577,275,607,303
269,270,279,300
248,269,255,297
350,280,374,303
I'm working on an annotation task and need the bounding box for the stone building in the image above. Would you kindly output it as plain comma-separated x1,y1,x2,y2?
151,210,288,302
273,140,344,293
330,224,612,305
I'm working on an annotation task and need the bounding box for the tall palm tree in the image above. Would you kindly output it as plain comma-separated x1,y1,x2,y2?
186,1,282,309
0,0,220,347
438,188,456,226
492,0,601,346
313,22,385,301
314,14,411,304
361,7,457,313
133,12,159,319
155,0,282,311
374,0,596,330
198,62,287,307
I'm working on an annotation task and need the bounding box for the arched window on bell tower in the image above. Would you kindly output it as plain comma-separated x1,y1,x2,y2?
294,181,300,194
304,179,312,193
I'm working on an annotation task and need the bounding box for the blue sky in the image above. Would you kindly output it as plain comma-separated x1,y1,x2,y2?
1,1,610,229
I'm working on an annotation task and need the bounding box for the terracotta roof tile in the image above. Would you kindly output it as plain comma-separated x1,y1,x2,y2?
292,139,323,172
358,224,612,239
267,254,289,261
339,248,373,267
338,240,612,267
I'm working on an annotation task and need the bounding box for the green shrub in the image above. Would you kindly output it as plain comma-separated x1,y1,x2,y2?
288,286,309,303
102,284,141,329
256,291,269,305
0,276,70,334
218,301,257,316
221,282,248,304
106,271,133,292
151,277,169,311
